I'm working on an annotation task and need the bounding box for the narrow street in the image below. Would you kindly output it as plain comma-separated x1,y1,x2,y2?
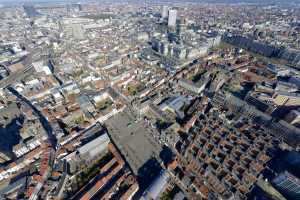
7,86,57,148
7,87,57,200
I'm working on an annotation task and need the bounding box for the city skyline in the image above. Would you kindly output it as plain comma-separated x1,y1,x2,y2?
0,1,299,200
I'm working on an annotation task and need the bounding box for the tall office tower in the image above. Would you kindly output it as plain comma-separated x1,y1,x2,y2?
161,6,168,19
168,9,177,27
78,3,83,11
272,171,300,199
66,4,71,14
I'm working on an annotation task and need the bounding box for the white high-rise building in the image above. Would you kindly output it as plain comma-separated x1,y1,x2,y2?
168,9,177,27
162,6,168,19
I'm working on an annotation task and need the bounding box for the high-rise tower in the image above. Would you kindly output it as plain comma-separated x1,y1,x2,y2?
161,6,168,19
168,9,177,27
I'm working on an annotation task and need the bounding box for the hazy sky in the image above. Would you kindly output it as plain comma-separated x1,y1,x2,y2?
0,0,299,4
0,0,83,4
0,0,80,3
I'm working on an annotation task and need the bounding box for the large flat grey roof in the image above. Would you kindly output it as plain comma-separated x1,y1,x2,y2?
105,110,162,174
